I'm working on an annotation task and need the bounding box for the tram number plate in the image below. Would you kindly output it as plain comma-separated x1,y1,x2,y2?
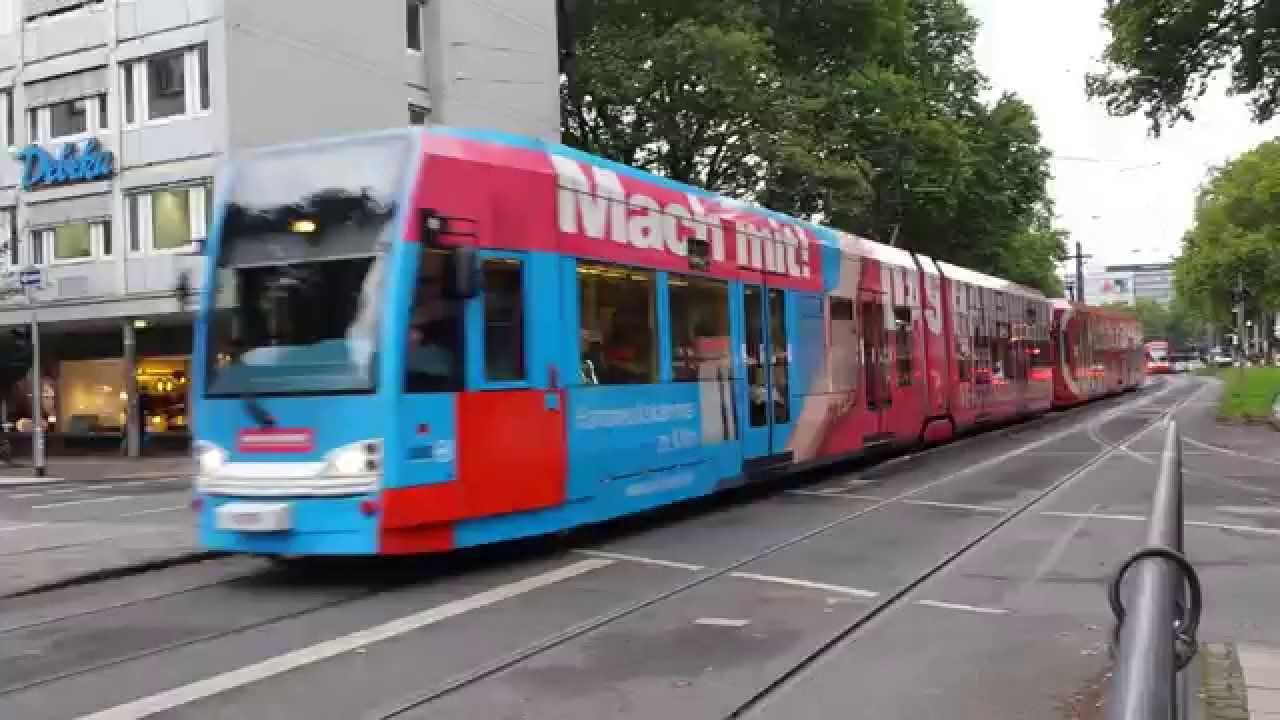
216,503,292,532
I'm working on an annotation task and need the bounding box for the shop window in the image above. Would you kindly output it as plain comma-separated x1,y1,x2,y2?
829,295,857,392
128,183,210,253
894,306,912,386
405,249,464,393
670,275,731,382
123,44,209,125
482,258,525,382
578,261,657,385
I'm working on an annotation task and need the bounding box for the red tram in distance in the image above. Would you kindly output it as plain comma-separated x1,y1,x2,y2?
1052,300,1145,407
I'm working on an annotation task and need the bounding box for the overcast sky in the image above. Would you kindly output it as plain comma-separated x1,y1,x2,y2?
966,0,1280,272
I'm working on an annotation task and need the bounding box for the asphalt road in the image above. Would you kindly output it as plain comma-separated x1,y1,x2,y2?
0,477,194,597
0,374,1274,720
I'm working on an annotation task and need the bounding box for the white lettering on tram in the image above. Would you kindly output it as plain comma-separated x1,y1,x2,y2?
574,402,697,430
551,155,812,280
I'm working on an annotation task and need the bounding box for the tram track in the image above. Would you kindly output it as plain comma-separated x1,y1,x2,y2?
367,378,1199,720
0,379,1190,719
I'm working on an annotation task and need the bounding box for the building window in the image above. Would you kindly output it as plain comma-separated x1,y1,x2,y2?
578,261,657,385
407,1,423,52
0,0,13,36
409,104,428,126
123,44,209,126
482,258,525,382
27,93,107,143
32,220,109,265
127,183,210,253
0,208,15,268
669,275,730,382
1,90,12,148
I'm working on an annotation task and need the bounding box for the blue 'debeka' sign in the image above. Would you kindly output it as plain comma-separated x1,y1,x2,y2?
16,138,115,191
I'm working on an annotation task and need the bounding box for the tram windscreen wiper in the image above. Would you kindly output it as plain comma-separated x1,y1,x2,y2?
241,392,276,429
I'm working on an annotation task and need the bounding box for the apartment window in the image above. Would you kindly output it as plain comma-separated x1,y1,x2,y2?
148,49,185,119
50,97,88,137
409,104,428,126
482,258,525,382
0,90,12,148
27,93,107,143
123,44,210,125
578,262,657,385
31,220,109,264
0,0,13,36
127,183,210,253
407,1,423,52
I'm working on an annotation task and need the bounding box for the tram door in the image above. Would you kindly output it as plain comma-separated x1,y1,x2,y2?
860,291,891,444
738,284,795,469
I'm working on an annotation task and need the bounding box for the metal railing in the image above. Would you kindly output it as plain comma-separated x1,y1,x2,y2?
1106,420,1203,720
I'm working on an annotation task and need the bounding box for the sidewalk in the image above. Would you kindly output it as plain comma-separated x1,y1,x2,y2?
0,455,192,484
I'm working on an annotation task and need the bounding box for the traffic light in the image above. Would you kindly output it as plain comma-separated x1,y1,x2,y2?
0,327,32,390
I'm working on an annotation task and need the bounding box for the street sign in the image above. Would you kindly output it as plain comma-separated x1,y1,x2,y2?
18,268,40,288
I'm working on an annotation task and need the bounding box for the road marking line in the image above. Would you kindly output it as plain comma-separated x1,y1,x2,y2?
575,550,880,599
1184,436,1280,466
729,572,879,598
1186,520,1280,536
786,489,886,502
0,522,47,533
917,599,1010,615
73,558,614,720
120,505,188,518
120,481,147,487
9,492,44,498
0,476,62,486
1041,510,1147,522
1041,511,1280,537
902,499,1006,514
574,549,704,571
32,496,130,510
695,617,751,627
48,488,81,494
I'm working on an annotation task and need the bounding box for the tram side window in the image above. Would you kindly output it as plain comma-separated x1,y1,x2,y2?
956,314,971,381
405,249,464,393
670,275,731,382
894,307,912,386
578,262,658,385
829,296,857,392
483,258,526,382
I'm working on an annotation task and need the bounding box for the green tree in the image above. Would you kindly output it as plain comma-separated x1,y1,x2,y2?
1175,139,1280,336
561,0,1067,294
1087,0,1280,134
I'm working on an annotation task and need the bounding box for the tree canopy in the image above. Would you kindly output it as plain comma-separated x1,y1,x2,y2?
1176,139,1280,333
1087,0,1280,135
560,0,1066,295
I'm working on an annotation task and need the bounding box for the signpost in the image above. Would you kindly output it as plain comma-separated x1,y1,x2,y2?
20,267,44,477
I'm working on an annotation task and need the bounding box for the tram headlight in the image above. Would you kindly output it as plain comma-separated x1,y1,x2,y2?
194,442,228,476
326,439,383,477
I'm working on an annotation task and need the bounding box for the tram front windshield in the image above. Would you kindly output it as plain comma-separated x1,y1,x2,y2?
205,136,410,397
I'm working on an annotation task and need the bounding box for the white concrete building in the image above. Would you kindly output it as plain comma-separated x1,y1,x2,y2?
0,0,560,451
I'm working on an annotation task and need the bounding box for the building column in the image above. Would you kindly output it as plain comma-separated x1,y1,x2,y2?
123,319,139,458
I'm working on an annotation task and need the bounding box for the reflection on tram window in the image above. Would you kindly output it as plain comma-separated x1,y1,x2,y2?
577,262,657,385
669,275,731,382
